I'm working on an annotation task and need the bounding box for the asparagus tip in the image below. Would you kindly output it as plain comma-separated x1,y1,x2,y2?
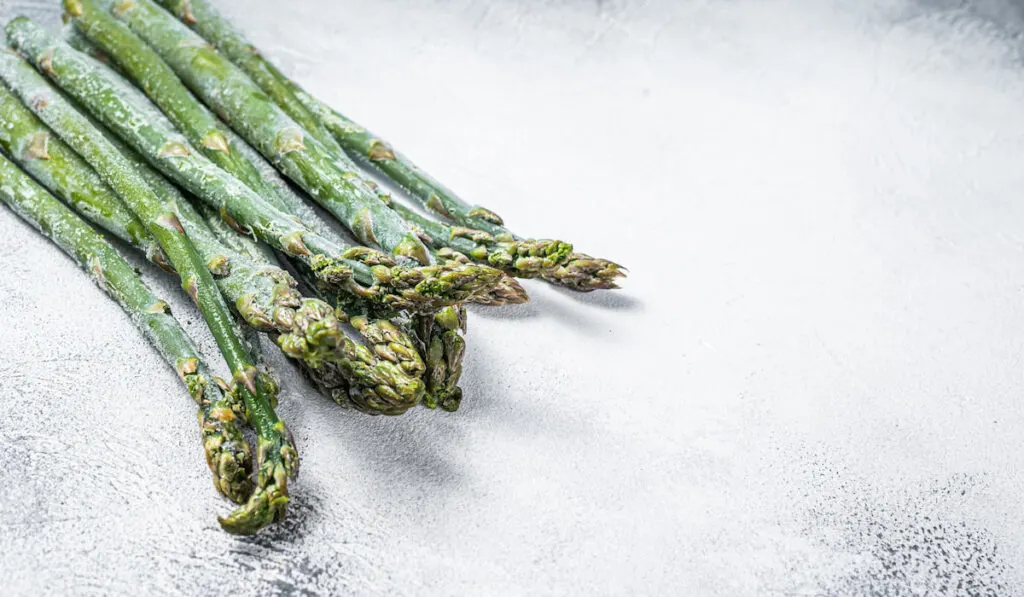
274,299,346,367
472,273,528,306
541,253,626,291
351,316,426,377
217,483,289,535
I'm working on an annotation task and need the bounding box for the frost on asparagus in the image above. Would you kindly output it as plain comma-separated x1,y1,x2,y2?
0,59,168,268
65,0,294,209
113,0,432,265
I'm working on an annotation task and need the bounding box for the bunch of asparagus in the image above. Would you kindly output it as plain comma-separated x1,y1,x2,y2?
0,0,624,535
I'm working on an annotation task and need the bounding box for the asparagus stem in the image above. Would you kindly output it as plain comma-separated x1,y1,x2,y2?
65,0,296,215
0,150,253,505
223,125,351,248
0,30,297,534
0,67,169,270
153,0,623,290
153,0,346,158
306,92,624,291
101,0,432,265
8,17,507,311
197,198,279,265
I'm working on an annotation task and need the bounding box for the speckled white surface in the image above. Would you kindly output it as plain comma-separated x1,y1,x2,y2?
2,0,1024,594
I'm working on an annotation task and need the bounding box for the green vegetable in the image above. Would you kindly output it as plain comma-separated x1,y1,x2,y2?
0,149,253,508
106,0,432,264
154,0,623,290
7,16,508,312
64,0,302,217
0,30,297,534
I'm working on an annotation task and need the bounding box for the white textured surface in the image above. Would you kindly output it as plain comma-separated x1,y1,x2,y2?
2,0,1024,594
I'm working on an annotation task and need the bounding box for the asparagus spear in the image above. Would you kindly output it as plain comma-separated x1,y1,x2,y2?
64,0,302,217
6,17,507,313
95,0,432,265
0,150,254,506
314,97,622,292
153,0,623,290
0,34,297,534
387,196,571,280
302,93,624,292
405,306,467,412
0,64,170,271
147,0,346,159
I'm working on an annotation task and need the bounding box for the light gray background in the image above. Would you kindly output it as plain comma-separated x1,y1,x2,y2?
1,0,1024,594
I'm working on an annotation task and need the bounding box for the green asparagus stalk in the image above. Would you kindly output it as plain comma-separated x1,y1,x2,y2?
0,63,170,270
153,0,623,290
315,96,623,292
7,17,507,312
149,0,346,159
64,0,300,217
0,33,297,534
0,150,254,506
306,95,624,292
100,0,433,265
